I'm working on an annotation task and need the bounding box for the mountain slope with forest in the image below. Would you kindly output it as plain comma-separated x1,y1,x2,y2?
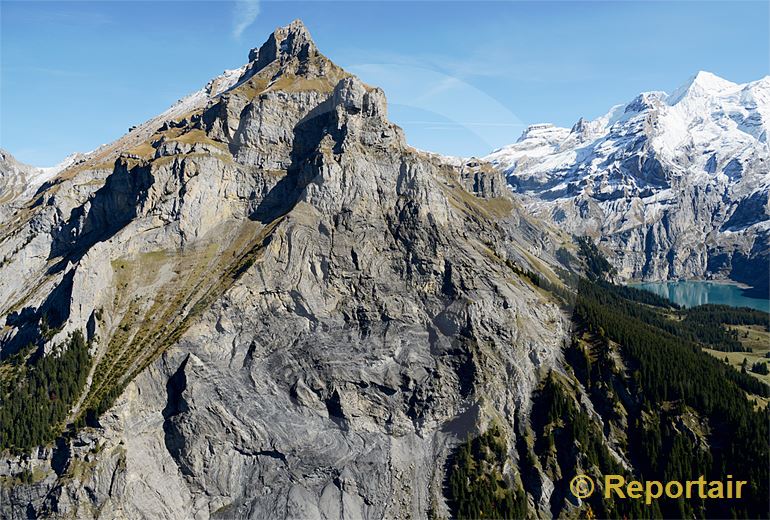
0,21,567,518
0,21,767,520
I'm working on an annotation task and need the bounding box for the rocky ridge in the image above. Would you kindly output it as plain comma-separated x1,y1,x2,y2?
0,21,574,519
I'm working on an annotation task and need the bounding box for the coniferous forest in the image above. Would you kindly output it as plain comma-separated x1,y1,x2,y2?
447,425,528,519
0,330,91,452
448,241,770,519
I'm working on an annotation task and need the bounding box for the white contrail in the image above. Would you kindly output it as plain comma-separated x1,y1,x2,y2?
233,0,260,39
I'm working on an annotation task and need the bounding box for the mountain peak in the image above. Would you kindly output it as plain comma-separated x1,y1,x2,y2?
517,123,563,142
668,70,737,105
247,19,317,71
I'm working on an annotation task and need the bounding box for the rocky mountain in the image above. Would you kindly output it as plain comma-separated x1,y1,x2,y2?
0,151,82,222
2,21,768,520
486,72,770,296
0,21,571,518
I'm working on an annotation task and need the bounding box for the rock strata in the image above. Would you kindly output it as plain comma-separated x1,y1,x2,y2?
0,21,570,519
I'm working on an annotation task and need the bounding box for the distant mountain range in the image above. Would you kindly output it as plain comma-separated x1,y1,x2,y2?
486,71,770,296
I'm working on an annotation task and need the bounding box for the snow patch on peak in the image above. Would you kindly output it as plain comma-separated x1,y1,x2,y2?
485,123,572,182
488,71,769,203
667,71,738,105
745,75,770,90
161,66,247,123
39,153,83,176
517,123,567,143
693,70,737,88
205,67,247,98
625,91,666,113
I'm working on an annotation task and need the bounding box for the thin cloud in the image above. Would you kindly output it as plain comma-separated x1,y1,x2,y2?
232,0,261,39
402,121,525,128
340,46,600,84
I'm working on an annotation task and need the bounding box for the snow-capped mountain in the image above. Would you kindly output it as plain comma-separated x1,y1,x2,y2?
486,71,770,295
0,150,86,220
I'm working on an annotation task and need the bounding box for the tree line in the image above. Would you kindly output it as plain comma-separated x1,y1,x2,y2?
0,330,91,453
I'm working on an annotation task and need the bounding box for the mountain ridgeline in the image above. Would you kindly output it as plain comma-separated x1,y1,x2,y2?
0,20,768,520
486,72,770,298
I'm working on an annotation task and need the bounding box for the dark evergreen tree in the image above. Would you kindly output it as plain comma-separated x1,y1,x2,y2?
0,330,92,452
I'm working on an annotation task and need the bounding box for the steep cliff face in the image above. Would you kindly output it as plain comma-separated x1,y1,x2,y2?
0,21,571,518
486,72,770,295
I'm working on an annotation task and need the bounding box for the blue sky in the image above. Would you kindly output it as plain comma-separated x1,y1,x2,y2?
1,1,768,166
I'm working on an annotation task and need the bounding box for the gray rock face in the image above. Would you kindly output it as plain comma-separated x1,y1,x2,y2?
0,21,570,519
486,72,770,295
0,149,38,219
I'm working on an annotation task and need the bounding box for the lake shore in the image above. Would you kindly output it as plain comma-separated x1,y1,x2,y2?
628,279,769,313
628,278,753,290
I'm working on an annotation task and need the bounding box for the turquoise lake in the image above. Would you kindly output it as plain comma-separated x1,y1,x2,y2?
630,280,770,313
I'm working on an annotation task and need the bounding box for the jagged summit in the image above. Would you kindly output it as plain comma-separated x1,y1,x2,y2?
570,117,587,133
0,19,563,520
20,20,357,195
247,19,317,70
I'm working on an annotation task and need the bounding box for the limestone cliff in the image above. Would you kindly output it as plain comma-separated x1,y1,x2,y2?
0,21,572,519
